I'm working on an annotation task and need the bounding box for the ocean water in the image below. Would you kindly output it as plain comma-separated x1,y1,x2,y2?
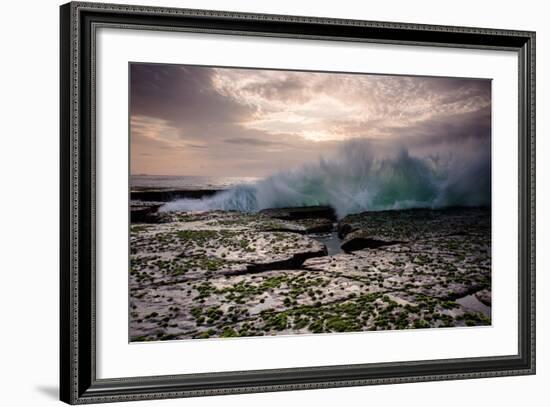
159,140,491,218
131,175,260,191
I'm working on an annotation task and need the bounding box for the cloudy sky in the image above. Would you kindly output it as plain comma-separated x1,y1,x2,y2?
130,63,491,177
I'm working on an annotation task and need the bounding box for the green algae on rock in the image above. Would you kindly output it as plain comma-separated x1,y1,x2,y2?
129,207,491,341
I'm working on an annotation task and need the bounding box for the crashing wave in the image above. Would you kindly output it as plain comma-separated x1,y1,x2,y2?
160,139,491,218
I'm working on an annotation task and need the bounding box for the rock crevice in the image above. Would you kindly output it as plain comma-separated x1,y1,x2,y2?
129,206,491,341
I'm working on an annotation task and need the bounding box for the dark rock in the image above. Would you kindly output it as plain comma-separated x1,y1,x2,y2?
294,218,334,234
337,222,355,239
340,229,402,252
475,289,492,306
224,247,328,276
259,206,336,221
130,202,165,223
131,188,220,202
338,207,490,242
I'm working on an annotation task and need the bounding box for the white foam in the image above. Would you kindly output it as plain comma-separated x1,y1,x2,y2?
161,139,490,218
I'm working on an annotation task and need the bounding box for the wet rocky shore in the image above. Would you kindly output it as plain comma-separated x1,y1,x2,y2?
129,204,491,341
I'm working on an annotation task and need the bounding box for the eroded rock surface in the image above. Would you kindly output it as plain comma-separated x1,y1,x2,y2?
260,205,336,221
130,207,491,341
340,229,403,252
130,201,166,223
475,289,492,306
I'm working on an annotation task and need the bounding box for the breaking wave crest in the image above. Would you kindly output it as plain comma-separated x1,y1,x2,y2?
161,139,491,218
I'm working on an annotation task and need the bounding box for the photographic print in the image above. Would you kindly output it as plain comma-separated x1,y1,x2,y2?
129,63,492,342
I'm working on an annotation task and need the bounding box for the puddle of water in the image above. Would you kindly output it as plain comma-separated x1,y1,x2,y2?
456,293,491,318
311,229,343,256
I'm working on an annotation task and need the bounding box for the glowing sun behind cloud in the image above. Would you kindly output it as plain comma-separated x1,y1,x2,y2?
130,63,491,177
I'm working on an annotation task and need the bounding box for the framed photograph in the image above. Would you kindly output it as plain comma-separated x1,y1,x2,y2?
60,1,536,404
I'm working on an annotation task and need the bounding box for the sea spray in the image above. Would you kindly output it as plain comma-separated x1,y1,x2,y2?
160,139,491,218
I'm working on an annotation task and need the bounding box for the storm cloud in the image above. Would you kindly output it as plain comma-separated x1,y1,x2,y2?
130,63,491,177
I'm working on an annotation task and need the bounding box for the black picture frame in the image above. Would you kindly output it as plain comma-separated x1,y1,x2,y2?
60,1,536,404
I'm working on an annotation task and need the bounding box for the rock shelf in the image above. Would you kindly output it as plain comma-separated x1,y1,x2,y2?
129,207,491,341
